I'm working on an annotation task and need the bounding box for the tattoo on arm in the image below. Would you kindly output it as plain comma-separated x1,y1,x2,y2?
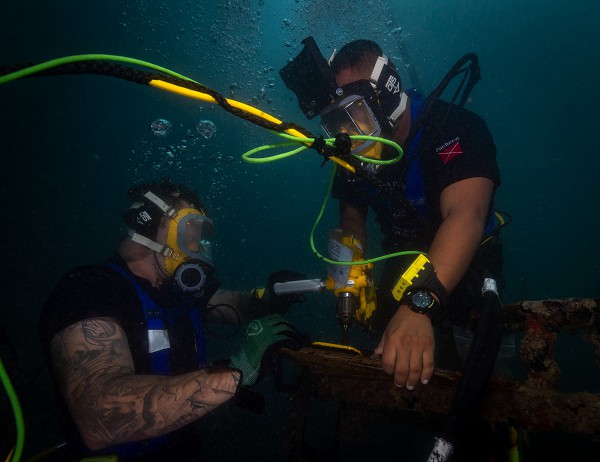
51,318,240,450
82,319,118,346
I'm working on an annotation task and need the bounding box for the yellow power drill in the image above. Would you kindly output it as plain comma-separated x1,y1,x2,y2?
324,229,376,345
271,229,376,348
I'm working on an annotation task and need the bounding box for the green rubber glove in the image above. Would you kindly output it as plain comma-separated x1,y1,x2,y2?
230,314,301,386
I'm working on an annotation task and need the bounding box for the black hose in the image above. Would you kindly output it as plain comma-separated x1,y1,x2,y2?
443,278,504,449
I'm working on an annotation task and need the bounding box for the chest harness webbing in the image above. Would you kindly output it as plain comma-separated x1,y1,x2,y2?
404,89,428,219
99,263,208,460
106,262,208,372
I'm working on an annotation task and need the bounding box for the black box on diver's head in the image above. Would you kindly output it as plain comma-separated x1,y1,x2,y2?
279,36,338,119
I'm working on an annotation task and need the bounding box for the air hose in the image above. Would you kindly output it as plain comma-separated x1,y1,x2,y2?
0,54,402,173
308,163,424,267
426,276,505,461
0,358,24,462
0,54,415,266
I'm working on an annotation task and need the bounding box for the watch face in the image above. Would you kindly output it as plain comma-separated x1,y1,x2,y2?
411,291,433,309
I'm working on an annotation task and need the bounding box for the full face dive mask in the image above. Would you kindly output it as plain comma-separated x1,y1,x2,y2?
125,190,215,293
280,36,408,158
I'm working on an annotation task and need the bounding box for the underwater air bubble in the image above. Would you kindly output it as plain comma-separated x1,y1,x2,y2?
196,120,217,139
150,118,173,137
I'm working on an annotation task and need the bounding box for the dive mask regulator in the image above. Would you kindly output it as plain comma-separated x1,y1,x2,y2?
126,190,215,294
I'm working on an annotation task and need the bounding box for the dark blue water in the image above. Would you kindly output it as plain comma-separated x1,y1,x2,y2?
1,1,599,460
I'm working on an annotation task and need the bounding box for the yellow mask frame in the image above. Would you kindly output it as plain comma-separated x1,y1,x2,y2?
164,207,214,276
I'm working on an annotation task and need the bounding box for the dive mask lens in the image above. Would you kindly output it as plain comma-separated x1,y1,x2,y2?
319,95,382,157
176,213,214,268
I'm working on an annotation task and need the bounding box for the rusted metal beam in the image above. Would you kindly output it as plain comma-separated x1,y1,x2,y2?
282,347,600,436
281,295,600,437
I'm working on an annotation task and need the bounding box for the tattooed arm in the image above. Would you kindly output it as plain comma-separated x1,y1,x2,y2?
50,317,240,451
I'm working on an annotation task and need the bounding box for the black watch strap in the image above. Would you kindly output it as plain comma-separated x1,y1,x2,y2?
391,254,449,307
421,272,449,308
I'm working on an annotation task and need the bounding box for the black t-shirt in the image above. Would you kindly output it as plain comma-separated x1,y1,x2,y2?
332,98,501,250
39,254,201,375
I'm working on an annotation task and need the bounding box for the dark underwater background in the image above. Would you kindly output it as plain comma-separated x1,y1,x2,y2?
1,0,599,460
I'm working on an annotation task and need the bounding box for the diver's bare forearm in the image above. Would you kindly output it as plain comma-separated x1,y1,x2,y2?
51,318,240,450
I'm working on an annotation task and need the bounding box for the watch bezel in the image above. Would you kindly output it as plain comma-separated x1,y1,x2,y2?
411,290,434,309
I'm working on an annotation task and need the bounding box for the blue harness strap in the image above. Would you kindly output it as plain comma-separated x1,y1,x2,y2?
105,262,208,370
98,262,208,459
406,128,427,218
405,90,429,220
105,262,172,374
482,210,500,239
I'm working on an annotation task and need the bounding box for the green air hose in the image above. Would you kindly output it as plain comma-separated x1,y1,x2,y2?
0,54,402,165
241,131,403,165
0,54,417,265
0,54,194,85
0,358,24,462
309,164,425,266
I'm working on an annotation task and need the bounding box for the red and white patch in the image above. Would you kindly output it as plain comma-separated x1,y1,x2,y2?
436,137,463,165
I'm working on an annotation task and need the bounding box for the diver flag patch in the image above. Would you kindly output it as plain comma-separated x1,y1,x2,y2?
436,137,463,165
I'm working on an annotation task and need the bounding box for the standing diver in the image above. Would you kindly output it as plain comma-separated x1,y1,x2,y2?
281,37,506,460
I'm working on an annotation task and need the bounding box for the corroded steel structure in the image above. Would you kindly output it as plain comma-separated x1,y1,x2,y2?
282,298,600,458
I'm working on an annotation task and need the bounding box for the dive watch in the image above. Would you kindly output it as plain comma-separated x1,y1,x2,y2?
403,289,440,317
